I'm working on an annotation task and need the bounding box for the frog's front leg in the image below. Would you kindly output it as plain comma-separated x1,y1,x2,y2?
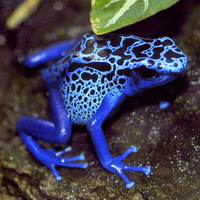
87,90,151,189
24,38,80,68
17,86,88,180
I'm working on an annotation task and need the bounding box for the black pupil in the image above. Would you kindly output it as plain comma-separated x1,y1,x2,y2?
134,65,157,79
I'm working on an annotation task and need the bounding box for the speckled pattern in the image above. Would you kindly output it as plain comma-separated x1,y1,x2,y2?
43,33,187,125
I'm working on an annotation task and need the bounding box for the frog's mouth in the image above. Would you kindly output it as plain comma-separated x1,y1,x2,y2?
136,73,180,90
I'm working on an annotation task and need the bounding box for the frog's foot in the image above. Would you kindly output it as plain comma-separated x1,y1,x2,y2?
38,147,88,181
103,146,151,189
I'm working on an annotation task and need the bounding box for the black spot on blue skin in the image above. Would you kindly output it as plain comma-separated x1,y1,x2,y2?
82,55,95,62
173,63,178,67
150,47,164,59
107,71,115,80
123,38,138,47
85,67,94,73
154,39,173,47
101,71,115,84
82,46,95,54
175,48,181,52
153,40,162,46
72,53,79,58
163,39,173,46
81,72,98,82
68,62,111,72
117,68,134,77
109,57,115,63
97,86,101,92
77,79,84,85
85,39,98,49
148,60,155,67
113,46,127,57
84,88,89,94
130,58,144,63
77,85,81,92
101,77,104,84
97,40,108,48
110,37,122,47
110,82,114,87
157,63,163,70
117,55,132,66
90,90,95,95
117,85,121,89
119,78,126,84
71,84,75,91
117,59,124,66
72,74,78,81
84,97,87,102
97,49,112,58
66,87,69,94
131,44,151,58
164,50,184,63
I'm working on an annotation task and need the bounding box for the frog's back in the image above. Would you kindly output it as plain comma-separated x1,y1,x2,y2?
43,33,139,82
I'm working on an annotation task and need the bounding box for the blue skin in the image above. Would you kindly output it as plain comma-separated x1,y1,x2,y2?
17,33,187,189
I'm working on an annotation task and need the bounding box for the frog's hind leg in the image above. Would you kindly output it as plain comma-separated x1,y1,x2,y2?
17,86,88,181
87,90,151,189
24,38,80,68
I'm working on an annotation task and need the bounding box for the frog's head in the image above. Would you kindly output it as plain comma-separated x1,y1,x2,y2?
129,36,188,91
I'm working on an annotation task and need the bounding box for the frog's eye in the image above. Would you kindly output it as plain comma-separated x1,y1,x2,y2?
134,65,158,79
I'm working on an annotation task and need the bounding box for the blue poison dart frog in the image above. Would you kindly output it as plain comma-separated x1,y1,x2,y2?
17,33,187,189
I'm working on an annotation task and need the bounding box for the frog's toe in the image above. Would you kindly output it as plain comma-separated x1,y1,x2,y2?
144,165,151,175
126,181,135,189
117,170,135,189
55,146,72,156
60,153,86,162
116,145,137,160
45,146,72,156
50,164,62,181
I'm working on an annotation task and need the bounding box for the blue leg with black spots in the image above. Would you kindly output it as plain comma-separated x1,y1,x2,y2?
87,90,151,189
17,86,88,180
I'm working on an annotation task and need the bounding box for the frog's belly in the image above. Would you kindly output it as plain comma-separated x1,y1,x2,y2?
65,102,98,125
64,95,101,125
60,78,110,125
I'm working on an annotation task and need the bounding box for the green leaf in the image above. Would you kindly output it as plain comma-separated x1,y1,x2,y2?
91,0,179,34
